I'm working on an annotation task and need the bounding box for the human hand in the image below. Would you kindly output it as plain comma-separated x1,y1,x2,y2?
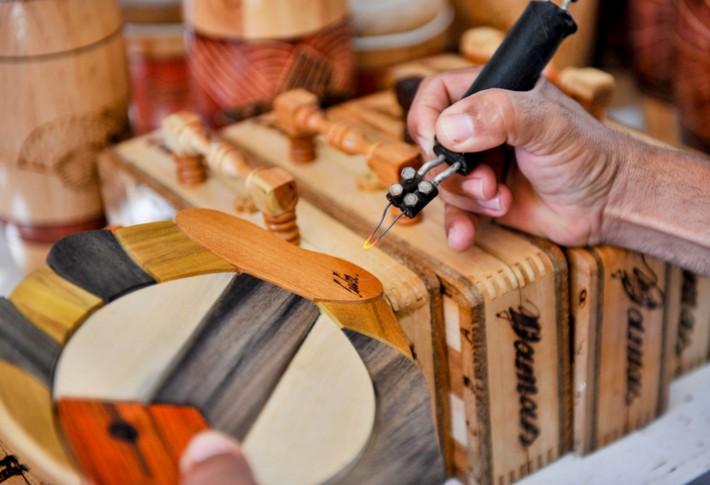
408,68,628,251
180,431,258,485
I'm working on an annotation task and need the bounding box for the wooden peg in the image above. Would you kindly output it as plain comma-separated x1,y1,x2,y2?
246,167,300,245
459,27,616,119
274,89,422,186
161,111,251,184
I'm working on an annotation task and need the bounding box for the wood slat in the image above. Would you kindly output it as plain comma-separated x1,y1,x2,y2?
0,362,80,485
54,272,236,402
335,330,445,484
9,266,102,343
116,221,235,282
154,274,321,439
57,399,208,485
242,314,376,485
47,229,156,302
175,208,384,304
0,298,60,387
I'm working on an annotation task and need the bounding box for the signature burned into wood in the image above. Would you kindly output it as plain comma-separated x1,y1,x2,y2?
0,455,29,483
332,271,363,298
498,300,542,447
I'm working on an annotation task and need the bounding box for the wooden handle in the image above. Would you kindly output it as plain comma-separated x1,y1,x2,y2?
274,89,421,185
459,27,615,119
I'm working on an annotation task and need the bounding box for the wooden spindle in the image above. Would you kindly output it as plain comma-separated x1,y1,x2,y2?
274,89,421,186
246,167,301,245
162,111,302,243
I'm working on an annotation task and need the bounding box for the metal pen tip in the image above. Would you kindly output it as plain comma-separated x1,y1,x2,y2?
364,203,404,249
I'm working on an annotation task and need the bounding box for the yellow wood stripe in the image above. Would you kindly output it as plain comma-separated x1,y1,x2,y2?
319,297,412,359
10,266,102,344
116,221,235,282
0,361,80,484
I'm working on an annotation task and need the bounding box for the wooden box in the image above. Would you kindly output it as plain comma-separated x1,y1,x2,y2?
223,91,571,485
568,247,676,454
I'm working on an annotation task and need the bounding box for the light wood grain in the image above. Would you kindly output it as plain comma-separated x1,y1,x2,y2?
568,247,670,454
47,230,156,302
335,330,445,484
243,314,376,485
57,399,208,485
183,0,348,40
9,266,102,344
54,272,235,402
668,268,710,376
0,298,61,387
116,221,235,282
176,208,384,303
154,274,320,438
0,362,79,485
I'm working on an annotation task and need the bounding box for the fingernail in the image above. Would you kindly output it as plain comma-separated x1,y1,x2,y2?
440,113,473,144
462,178,484,199
447,227,457,248
180,431,242,471
479,194,501,210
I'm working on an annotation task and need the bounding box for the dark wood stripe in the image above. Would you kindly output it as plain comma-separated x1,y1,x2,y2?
0,215,107,244
47,230,155,302
153,274,320,439
0,298,60,387
333,330,445,485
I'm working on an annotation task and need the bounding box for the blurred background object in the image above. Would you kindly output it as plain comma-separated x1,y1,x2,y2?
183,0,354,128
349,0,454,95
0,0,130,274
121,0,194,134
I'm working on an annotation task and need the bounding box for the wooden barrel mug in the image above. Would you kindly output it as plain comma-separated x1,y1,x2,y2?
183,0,354,128
0,0,131,274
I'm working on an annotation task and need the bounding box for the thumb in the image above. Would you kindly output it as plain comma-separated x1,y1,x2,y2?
434,82,564,155
180,431,258,485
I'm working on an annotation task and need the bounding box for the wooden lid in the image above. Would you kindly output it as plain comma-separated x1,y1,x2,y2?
349,0,441,37
120,0,182,24
183,0,348,40
0,0,123,58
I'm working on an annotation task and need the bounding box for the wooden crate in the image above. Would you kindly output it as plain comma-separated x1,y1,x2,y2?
568,247,676,454
666,268,710,376
223,91,571,485
97,132,452,469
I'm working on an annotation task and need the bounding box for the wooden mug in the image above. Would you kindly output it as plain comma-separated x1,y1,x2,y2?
0,0,130,273
183,0,354,128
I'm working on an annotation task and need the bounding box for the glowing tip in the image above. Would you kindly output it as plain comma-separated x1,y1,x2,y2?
363,202,404,249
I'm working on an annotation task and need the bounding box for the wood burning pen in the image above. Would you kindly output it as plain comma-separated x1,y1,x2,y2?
365,0,579,249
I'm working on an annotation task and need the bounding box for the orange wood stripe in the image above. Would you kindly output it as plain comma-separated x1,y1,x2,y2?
57,399,208,485
175,208,383,303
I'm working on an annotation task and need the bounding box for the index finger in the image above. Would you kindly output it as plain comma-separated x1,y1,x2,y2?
407,68,483,159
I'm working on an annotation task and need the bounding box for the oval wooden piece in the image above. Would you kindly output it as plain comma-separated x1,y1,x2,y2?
243,314,376,485
175,208,384,303
54,272,235,402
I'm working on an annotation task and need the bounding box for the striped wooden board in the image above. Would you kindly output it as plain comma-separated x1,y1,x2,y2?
222,90,571,485
0,215,444,484
99,133,450,471
568,247,674,454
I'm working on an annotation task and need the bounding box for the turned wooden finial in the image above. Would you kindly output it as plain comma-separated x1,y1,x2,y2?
246,167,301,245
275,89,422,187
459,27,616,119
162,111,252,185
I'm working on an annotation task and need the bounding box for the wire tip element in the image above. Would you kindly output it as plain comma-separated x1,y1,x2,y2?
363,202,404,249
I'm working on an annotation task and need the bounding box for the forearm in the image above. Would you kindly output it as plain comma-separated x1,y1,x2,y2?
602,134,710,275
